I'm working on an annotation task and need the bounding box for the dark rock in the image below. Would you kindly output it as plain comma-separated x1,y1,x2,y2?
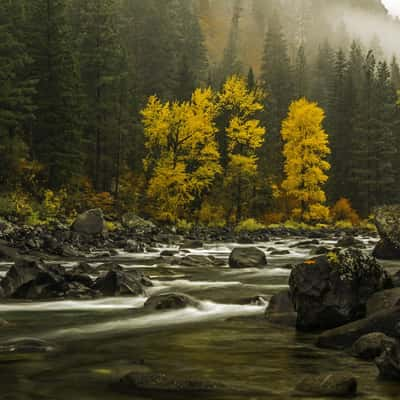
94,270,146,297
237,236,254,244
375,338,400,379
367,288,400,316
179,254,224,268
289,249,390,331
95,262,125,272
290,239,320,249
117,372,223,394
317,307,400,349
351,332,391,360
0,338,55,353
265,290,297,327
179,240,203,249
160,249,179,257
295,373,357,397
71,262,94,275
391,270,400,288
71,208,104,235
144,293,201,311
336,235,365,248
229,247,267,269
373,239,400,260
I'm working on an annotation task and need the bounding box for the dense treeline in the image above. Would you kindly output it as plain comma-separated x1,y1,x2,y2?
0,0,399,226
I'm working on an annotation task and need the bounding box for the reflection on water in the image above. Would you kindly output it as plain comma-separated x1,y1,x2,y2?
1,236,398,400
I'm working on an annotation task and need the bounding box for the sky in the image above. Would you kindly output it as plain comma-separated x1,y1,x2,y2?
382,0,400,16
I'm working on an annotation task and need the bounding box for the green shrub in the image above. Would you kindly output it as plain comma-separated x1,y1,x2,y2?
235,218,265,233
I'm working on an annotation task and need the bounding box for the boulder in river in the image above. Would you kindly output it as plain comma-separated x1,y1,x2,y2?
351,332,391,360
71,208,104,235
265,290,297,327
336,235,365,248
229,247,267,269
317,307,400,349
295,373,357,397
93,270,146,297
373,205,400,260
289,249,390,331
144,293,201,311
117,372,223,395
375,338,400,379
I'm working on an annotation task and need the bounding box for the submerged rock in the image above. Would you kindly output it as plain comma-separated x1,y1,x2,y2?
71,208,104,235
289,249,390,331
0,338,55,353
366,288,400,316
229,247,267,269
295,373,357,397
117,372,223,395
317,307,400,349
265,290,297,327
179,240,203,249
351,332,391,360
373,205,400,260
144,293,201,311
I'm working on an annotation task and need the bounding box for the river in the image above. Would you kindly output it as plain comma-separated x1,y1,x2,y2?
1,234,400,399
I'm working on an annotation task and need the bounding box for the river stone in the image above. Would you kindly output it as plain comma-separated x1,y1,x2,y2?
93,270,146,297
336,235,365,249
0,338,55,353
375,338,400,379
351,332,391,360
0,242,20,261
289,249,390,331
295,373,357,397
270,249,290,256
71,208,104,235
229,247,267,269
117,372,223,394
265,290,297,327
366,288,400,316
178,254,224,268
373,205,400,260
144,293,201,311
317,307,400,349
0,319,9,328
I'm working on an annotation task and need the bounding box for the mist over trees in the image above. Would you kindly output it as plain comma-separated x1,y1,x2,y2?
1,0,400,225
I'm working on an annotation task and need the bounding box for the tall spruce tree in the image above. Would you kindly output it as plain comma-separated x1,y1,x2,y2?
261,13,292,179
28,0,84,188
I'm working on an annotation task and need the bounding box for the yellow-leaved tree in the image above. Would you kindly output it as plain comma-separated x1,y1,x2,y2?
141,88,221,222
218,75,266,222
281,98,331,222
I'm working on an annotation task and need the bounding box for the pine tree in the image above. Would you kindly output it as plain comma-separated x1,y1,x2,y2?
261,13,292,179
0,0,36,185
27,0,84,188
79,0,125,191
391,55,400,90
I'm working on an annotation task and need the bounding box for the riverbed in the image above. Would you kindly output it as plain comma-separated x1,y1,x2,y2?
1,234,400,399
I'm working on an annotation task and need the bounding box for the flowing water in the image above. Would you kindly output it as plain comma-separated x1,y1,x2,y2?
1,235,400,399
